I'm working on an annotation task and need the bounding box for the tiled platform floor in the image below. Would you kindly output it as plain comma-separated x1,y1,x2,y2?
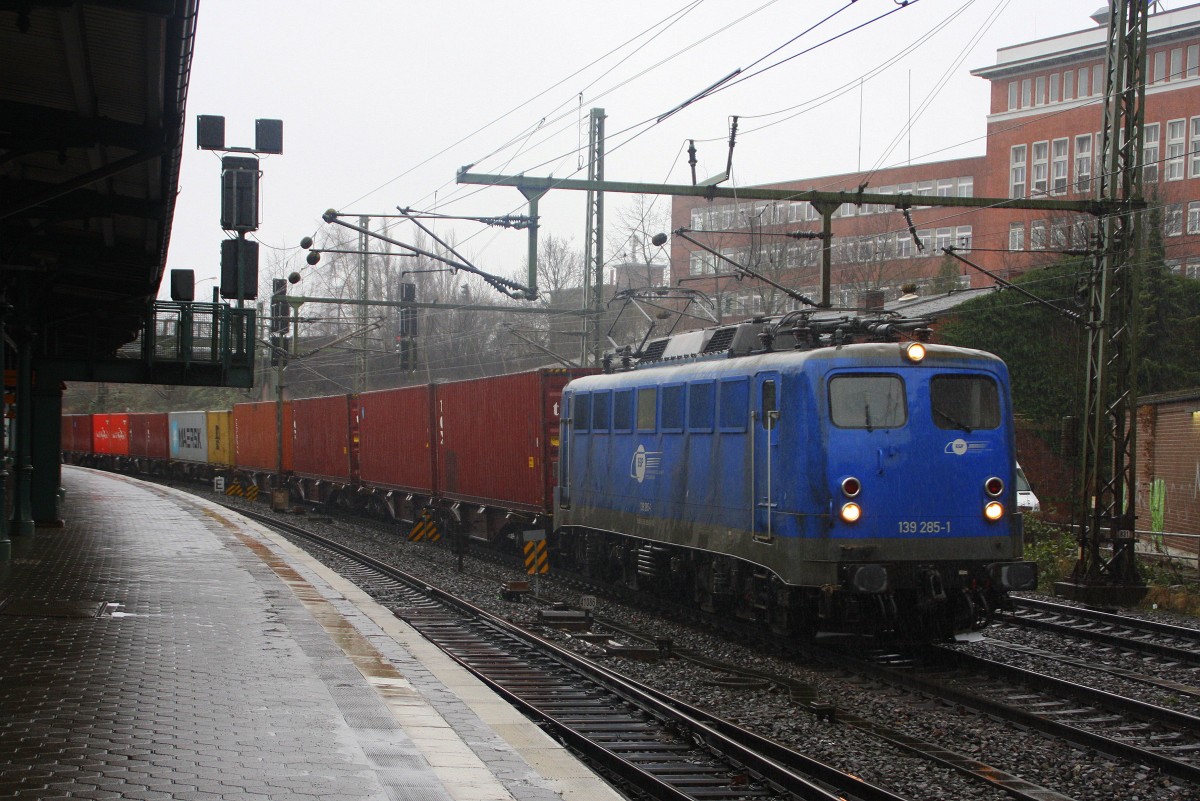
0,467,622,801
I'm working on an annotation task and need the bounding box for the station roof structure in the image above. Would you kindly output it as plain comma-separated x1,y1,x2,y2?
0,1,196,359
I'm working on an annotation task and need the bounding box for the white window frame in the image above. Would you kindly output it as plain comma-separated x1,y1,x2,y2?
1010,145,1027,199
1165,203,1183,237
1032,140,1049,195
1188,45,1199,78
1021,79,1032,107
1143,122,1160,184
1035,76,1046,106
1049,73,1059,103
1075,134,1092,194
1007,82,1018,111
1153,50,1166,84
955,226,973,252
1078,68,1089,99
1031,220,1046,251
1051,138,1069,194
1009,223,1024,251
956,176,973,197
1188,201,1200,235
1166,119,1186,181
1171,48,1183,81
1063,70,1074,101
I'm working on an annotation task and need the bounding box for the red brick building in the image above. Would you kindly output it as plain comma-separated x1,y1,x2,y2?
669,4,1200,319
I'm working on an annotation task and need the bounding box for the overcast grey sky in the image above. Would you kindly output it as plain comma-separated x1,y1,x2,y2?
163,0,1146,299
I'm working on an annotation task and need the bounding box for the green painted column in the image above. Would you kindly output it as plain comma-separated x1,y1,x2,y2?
9,330,34,536
31,378,63,527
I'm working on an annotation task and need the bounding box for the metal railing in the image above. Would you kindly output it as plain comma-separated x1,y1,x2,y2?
114,301,255,373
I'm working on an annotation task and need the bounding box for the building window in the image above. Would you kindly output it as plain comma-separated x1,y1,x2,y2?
1008,223,1025,251
936,179,954,197
955,226,973,252
894,233,912,260
1052,138,1069,194
1031,220,1046,250
1190,118,1200,179
1008,223,1024,251
1021,78,1032,107
1189,45,1199,78
1171,48,1184,81
1035,75,1046,105
934,228,953,253
956,176,973,197
1049,73,1059,103
1092,64,1103,96
1010,145,1027,198
1166,119,1186,181
1153,50,1166,84
1165,203,1183,237
1186,259,1200,280
917,230,932,255
1072,219,1091,250
1007,82,1018,111
1075,134,1092,193
1051,222,1068,250
1188,201,1200,235
1032,141,1049,195
1143,122,1159,184
1063,70,1074,101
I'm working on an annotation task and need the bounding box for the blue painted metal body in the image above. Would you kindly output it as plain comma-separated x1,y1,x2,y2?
555,342,1022,591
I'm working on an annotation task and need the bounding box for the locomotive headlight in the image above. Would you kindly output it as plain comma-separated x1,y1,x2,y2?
984,501,1004,521
904,342,926,363
840,502,862,523
841,476,861,498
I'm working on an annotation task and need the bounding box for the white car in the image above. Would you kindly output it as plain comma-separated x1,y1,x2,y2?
1016,462,1040,513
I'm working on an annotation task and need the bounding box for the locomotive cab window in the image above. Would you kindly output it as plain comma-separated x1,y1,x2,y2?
930,375,1000,431
829,375,906,429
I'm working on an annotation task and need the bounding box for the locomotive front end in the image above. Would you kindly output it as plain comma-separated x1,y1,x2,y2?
819,342,1037,638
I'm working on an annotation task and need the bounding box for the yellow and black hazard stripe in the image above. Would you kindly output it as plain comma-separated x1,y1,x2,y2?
408,509,440,542
523,538,548,574
244,484,259,501
225,479,243,497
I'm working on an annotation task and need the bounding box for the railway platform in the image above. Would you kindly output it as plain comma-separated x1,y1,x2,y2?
0,466,623,801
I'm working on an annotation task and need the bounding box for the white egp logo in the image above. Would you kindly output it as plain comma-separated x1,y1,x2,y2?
630,444,662,483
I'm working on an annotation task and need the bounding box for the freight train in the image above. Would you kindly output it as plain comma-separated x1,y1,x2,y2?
63,314,1037,639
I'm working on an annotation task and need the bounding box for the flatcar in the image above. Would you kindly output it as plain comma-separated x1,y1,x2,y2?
553,318,1037,639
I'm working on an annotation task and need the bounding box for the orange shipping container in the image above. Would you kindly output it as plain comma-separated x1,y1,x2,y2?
234,400,293,473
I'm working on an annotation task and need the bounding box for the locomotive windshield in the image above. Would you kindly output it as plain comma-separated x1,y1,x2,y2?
930,375,1000,431
829,375,906,430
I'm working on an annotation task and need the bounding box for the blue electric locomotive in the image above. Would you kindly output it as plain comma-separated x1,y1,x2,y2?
553,317,1037,639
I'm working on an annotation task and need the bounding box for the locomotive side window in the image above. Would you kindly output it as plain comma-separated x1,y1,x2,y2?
613,389,634,432
719,378,749,432
662,384,685,432
574,393,591,432
688,381,715,431
829,375,906,429
760,379,777,430
930,375,1000,431
592,391,611,432
637,387,657,431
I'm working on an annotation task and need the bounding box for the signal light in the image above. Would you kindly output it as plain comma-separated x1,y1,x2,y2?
984,501,1004,521
840,502,862,523
985,476,1004,496
904,342,926,363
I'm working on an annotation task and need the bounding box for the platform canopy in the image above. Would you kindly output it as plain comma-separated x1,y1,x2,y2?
0,1,197,359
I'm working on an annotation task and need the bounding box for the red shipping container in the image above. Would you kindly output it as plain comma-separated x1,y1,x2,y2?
92,413,130,456
234,400,293,473
291,394,358,482
62,414,92,453
127,412,169,460
357,385,435,494
435,368,593,513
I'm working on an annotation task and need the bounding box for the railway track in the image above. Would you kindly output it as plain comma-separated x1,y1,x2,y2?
1002,596,1200,666
238,506,906,801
